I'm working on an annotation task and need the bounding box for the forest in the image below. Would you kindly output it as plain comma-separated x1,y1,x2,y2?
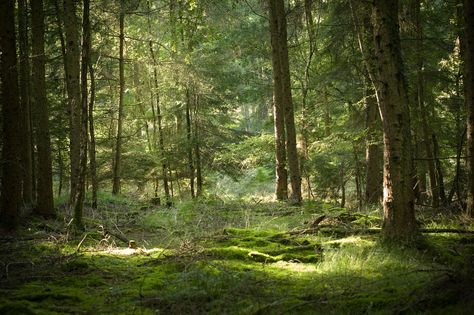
0,0,473,313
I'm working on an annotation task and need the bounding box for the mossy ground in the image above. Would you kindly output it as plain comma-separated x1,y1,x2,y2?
1,197,473,314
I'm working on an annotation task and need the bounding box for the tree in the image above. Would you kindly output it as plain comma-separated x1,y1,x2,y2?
371,0,417,241
465,0,474,217
72,0,92,229
63,0,82,205
112,0,125,195
31,0,55,218
18,0,34,206
0,0,22,229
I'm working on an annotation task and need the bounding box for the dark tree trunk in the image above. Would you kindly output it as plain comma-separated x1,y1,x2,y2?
112,1,125,195
31,0,55,218
18,0,34,206
372,0,417,242
465,0,474,217
0,0,22,230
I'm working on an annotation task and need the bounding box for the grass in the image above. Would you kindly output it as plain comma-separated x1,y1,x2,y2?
1,197,473,314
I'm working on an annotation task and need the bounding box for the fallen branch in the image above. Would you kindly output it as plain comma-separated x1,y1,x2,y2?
287,227,474,236
98,225,136,247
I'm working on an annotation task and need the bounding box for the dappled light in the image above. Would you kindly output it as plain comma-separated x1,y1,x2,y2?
1,0,474,313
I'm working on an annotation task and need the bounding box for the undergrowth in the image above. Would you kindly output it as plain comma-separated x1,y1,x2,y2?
0,197,473,314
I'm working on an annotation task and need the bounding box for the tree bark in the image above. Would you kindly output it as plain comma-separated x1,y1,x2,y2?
112,1,125,195
63,0,82,206
18,0,34,206
31,0,55,218
465,0,474,217
269,0,288,201
372,0,417,242
0,0,22,230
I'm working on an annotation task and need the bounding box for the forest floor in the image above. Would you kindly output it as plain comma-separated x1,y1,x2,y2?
1,196,474,314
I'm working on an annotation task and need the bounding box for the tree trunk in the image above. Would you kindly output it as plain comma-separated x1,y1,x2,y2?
372,0,417,242
194,94,203,197
269,0,288,201
274,0,302,204
18,0,34,206
63,0,82,206
364,78,383,204
148,35,170,202
465,0,474,217
112,1,125,195
413,0,439,208
31,0,55,218
0,0,22,230
185,89,195,198
349,0,383,205
323,88,331,137
88,62,98,209
72,0,91,229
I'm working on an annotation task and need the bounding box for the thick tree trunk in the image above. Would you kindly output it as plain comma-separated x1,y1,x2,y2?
372,0,417,242
274,0,302,204
88,62,98,209
31,0,55,218
112,1,125,195
465,0,474,217
0,0,22,230
63,0,82,205
18,0,34,206
268,0,288,201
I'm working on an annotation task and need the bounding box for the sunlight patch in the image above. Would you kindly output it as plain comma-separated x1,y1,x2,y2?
271,260,317,273
104,247,164,256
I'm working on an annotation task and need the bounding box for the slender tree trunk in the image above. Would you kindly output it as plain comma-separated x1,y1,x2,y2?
185,89,195,198
364,79,383,204
72,0,91,229
465,0,474,217
88,62,98,209
18,0,34,206
323,88,331,137
0,0,22,230
57,144,64,198
112,1,125,195
63,0,82,206
432,134,447,204
269,0,288,201
413,0,439,208
31,0,55,218
372,0,417,242
194,94,203,197
349,0,383,205
148,37,170,201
